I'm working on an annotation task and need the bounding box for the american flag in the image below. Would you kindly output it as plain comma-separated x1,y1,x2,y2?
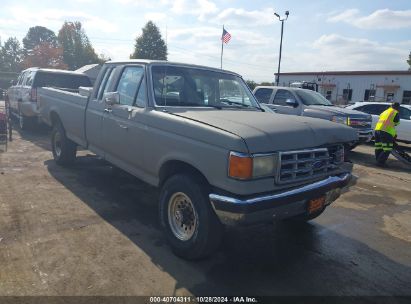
221,28,231,44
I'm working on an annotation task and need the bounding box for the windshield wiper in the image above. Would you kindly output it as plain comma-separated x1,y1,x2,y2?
163,102,222,109
220,98,256,108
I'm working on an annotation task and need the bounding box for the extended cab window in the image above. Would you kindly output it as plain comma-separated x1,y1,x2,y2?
254,88,273,104
116,66,144,106
273,89,296,106
96,67,114,99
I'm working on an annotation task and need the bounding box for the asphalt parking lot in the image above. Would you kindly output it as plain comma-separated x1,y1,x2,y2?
0,109,410,297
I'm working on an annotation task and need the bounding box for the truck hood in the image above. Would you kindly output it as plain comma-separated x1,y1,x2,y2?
171,110,358,153
305,105,370,118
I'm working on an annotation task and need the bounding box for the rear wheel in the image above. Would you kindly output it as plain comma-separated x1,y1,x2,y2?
159,174,223,260
51,123,77,166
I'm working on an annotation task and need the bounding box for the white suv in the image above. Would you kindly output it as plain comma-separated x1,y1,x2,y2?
7,68,91,130
346,102,411,144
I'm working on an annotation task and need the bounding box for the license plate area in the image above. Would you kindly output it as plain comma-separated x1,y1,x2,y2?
308,196,325,214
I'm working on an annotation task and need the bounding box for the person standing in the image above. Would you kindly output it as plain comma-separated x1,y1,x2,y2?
374,102,400,166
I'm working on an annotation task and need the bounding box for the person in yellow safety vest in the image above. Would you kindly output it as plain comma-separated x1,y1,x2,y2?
374,102,400,166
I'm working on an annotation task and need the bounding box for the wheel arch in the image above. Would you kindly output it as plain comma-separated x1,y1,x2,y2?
159,160,210,189
49,111,62,127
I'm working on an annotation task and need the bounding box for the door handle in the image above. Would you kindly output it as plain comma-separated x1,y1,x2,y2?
118,124,128,130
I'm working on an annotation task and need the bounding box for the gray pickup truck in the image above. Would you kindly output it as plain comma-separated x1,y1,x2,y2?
253,86,373,149
38,60,357,259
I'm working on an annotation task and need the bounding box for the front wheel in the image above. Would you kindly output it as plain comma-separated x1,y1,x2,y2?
159,174,223,260
51,123,77,166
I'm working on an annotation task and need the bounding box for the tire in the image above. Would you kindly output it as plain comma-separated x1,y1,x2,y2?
159,174,223,260
51,122,77,166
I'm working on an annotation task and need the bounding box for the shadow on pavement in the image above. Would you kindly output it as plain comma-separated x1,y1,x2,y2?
44,156,411,296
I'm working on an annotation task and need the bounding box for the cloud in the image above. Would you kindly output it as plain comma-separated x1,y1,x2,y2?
285,34,410,71
114,0,169,7
213,8,275,26
3,6,118,34
144,12,168,22
328,8,411,29
171,0,218,21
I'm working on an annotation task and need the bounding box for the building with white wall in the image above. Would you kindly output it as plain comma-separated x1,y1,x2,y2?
275,70,411,105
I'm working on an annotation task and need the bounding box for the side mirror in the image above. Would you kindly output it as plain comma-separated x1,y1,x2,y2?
10,80,16,86
285,99,298,107
103,92,120,106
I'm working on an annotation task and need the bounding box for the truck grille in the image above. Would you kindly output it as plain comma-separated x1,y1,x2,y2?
349,118,372,129
276,145,344,184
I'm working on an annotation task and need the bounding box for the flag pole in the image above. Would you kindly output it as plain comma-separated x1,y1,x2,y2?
220,25,224,69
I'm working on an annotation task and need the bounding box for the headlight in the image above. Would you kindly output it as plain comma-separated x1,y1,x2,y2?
331,116,348,125
228,152,276,180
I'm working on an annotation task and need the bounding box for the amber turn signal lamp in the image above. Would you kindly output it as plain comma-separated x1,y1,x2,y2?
228,153,253,179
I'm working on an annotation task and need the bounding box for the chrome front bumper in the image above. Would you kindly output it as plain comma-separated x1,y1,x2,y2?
209,173,356,226
357,129,373,142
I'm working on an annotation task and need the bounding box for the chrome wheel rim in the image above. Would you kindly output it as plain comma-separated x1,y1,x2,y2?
168,192,198,241
54,132,62,157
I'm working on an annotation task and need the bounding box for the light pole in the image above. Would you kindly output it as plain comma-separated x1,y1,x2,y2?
274,10,289,86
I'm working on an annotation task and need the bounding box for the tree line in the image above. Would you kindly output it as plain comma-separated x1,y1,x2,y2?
0,21,168,76
0,22,108,74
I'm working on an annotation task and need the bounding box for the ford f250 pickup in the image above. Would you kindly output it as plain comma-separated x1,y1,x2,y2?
38,60,357,259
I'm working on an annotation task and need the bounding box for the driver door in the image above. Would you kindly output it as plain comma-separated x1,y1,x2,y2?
101,65,146,170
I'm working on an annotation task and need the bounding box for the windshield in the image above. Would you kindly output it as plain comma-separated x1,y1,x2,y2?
151,65,260,109
296,89,333,106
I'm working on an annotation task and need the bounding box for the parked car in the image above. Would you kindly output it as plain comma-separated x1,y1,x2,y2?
253,86,373,148
38,60,357,259
346,102,411,144
7,68,92,130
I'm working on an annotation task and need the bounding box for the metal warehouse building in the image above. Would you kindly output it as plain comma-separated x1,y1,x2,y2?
275,70,411,105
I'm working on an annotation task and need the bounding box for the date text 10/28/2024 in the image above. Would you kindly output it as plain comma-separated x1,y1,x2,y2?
149,297,258,303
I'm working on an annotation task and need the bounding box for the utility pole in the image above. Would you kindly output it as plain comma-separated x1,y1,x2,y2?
274,10,289,86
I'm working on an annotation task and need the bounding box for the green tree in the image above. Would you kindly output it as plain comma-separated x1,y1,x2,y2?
0,37,23,72
260,81,274,86
407,51,411,71
23,26,58,53
245,80,257,90
57,21,99,69
131,21,167,60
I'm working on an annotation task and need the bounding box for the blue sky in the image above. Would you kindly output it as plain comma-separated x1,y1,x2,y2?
0,0,410,82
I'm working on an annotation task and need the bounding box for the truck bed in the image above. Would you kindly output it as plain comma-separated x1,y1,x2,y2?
38,87,90,147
